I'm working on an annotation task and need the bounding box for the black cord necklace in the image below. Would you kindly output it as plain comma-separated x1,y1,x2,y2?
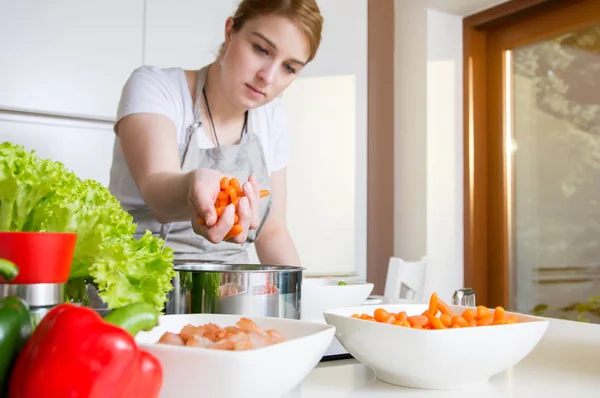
202,87,248,147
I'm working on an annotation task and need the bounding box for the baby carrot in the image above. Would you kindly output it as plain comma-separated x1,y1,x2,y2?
440,313,452,327
477,315,494,326
374,308,391,323
428,292,439,317
260,189,270,198
218,198,230,207
493,306,505,322
217,191,229,201
476,305,492,320
451,315,469,327
462,308,476,322
430,316,446,330
393,319,411,327
230,178,243,196
437,298,455,317
220,177,230,190
227,186,238,202
408,315,428,327
394,311,408,322
224,224,243,240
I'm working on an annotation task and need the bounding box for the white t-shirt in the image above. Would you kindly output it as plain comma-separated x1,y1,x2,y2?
108,65,291,209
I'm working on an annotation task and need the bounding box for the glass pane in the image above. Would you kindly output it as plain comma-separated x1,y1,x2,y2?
512,24,600,323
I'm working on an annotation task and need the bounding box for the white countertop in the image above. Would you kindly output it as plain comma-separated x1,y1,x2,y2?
287,317,600,397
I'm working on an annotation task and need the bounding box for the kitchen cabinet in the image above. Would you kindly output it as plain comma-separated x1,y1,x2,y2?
0,0,144,121
0,112,116,187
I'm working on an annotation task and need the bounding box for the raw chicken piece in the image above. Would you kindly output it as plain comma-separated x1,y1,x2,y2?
157,332,185,346
212,332,255,351
186,334,215,348
155,317,285,351
266,329,284,343
179,324,205,341
236,317,268,336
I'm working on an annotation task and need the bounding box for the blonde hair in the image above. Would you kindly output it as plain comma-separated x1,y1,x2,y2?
221,0,323,63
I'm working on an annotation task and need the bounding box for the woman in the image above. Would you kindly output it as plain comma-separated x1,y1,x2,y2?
108,0,323,266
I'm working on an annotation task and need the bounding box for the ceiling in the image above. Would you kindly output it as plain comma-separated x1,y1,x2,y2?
424,0,510,17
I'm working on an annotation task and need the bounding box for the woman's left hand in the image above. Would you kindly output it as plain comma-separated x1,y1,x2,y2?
243,174,261,231
229,196,252,243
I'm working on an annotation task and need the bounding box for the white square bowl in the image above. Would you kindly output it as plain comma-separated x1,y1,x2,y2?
135,314,336,398
323,303,549,390
301,278,374,322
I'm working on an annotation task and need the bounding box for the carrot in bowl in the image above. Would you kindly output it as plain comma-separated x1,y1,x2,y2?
351,292,520,329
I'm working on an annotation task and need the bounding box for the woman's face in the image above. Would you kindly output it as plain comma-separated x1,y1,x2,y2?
219,13,311,110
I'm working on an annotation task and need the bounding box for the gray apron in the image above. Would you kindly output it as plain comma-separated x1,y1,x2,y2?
128,65,273,263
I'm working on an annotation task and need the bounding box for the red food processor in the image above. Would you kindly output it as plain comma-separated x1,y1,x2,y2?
0,231,77,325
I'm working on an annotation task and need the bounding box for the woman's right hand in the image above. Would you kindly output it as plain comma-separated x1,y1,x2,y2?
187,168,253,244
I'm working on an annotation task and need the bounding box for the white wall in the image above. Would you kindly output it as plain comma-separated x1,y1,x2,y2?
425,9,464,302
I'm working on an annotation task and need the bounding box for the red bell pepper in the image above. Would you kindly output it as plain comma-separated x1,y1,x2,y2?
8,302,163,398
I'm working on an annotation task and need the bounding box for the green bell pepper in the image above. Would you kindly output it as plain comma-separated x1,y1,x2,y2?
0,259,33,397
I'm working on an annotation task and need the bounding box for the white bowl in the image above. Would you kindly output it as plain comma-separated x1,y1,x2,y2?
323,303,549,390
301,278,374,322
136,314,335,398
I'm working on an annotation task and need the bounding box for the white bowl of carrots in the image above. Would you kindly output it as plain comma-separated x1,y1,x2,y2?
323,292,549,390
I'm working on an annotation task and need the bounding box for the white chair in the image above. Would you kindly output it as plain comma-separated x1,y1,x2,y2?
368,256,429,304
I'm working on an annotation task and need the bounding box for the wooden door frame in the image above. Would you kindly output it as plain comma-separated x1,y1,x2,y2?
366,0,395,294
463,0,600,307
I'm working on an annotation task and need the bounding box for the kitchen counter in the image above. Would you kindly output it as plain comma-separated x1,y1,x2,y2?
287,317,600,397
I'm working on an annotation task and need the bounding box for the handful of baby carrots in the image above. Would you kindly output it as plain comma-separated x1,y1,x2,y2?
197,176,270,240
351,292,519,330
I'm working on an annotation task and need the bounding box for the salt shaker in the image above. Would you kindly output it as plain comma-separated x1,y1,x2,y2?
452,288,476,307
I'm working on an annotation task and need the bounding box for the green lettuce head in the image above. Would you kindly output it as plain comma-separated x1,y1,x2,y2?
0,142,175,312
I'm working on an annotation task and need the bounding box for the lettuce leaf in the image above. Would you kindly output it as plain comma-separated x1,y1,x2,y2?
0,142,175,312
0,142,70,231
92,231,175,311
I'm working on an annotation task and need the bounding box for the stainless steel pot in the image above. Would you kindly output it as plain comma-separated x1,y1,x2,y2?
166,263,304,319
0,283,66,328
